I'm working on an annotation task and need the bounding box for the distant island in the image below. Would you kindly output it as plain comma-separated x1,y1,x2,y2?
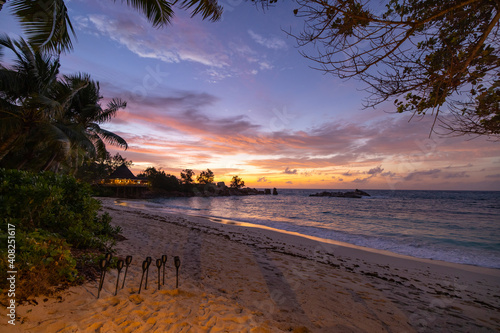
309,189,370,199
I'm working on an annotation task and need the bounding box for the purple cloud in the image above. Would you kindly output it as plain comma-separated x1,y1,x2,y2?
367,166,384,175
486,174,500,178
404,169,442,181
283,167,298,174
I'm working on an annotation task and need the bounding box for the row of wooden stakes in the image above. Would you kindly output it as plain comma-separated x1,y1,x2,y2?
97,253,181,298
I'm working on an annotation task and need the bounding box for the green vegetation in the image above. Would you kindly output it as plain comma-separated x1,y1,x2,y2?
0,36,128,173
137,167,251,196
76,152,133,184
137,167,181,192
0,169,121,299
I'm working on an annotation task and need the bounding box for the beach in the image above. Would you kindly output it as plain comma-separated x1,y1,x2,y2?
4,197,500,332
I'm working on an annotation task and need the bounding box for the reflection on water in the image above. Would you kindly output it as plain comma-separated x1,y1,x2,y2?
120,190,500,268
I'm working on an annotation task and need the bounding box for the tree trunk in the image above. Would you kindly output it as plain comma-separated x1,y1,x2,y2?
42,153,58,171
0,134,20,162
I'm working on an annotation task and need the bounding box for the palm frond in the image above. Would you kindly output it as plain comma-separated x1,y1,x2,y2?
92,98,127,123
57,76,90,113
86,133,108,159
56,122,97,157
0,34,24,69
89,123,128,149
118,0,175,27
9,0,75,53
174,0,222,22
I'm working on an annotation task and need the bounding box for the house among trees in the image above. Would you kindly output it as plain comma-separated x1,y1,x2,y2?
100,164,149,198
101,164,148,186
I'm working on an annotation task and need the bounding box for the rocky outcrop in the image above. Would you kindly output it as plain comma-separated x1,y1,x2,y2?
310,189,370,198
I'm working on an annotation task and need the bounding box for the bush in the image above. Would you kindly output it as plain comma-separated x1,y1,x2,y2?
0,168,120,249
90,184,116,197
0,169,121,298
138,167,180,191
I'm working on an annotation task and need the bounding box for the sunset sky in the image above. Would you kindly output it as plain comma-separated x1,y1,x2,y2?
1,0,499,190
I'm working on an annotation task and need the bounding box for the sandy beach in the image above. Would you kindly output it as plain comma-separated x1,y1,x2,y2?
3,197,500,332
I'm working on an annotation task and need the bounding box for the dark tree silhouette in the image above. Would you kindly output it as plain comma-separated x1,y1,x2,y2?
282,0,499,138
138,167,180,191
0,36,127,172
197,169,214,184
180,169,195,184
230,175,245,189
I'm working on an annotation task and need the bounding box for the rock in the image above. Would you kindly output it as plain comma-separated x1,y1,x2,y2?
309,190,370,198
354,189,370,196
273,188,278,195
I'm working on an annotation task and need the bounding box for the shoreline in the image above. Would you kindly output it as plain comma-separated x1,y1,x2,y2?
115,197,500,272
3,197,499,332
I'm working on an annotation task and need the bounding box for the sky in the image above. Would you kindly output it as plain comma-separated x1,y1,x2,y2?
1,0,499,190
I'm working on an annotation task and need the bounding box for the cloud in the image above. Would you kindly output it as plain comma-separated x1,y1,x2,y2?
403,169,470,182
286,181,293,184
248,30,288,50
443,171,469,179
78,10,279,82
367,166,384,175
257,177,269,182
486,174,500,178
283,167,298,174
404,169,442,181
114,90,261,139
104,89,498,190
117,110,495,173
87,14,229,68
352,177,370,183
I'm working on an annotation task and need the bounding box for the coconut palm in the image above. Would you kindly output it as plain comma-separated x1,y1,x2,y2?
0,36,127,172
0,35,76,165
3,0,223,53
53,74,128,172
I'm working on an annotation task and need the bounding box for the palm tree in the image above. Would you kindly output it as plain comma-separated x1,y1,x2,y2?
0,36,127,172
54,74,128,173
0,35,74,164
3,0,223,53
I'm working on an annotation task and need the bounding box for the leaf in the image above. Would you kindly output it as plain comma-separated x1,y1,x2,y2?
10,0,75,53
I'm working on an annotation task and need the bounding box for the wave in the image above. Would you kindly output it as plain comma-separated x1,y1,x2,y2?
116,190,500,269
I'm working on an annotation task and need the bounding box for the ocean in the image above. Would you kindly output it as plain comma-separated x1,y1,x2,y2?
120,189,500,269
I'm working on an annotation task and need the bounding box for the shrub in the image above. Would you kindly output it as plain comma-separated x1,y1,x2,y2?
0,168,120,249
0,169,121,298
0,229,80,299
138,167,180,191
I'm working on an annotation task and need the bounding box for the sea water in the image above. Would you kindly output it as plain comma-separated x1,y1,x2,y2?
125,190,500,269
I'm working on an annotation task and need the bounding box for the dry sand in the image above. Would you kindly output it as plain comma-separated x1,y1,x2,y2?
3,197,500,332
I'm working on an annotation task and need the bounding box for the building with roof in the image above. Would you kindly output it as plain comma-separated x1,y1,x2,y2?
101,164,149,186
99,164,149,198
